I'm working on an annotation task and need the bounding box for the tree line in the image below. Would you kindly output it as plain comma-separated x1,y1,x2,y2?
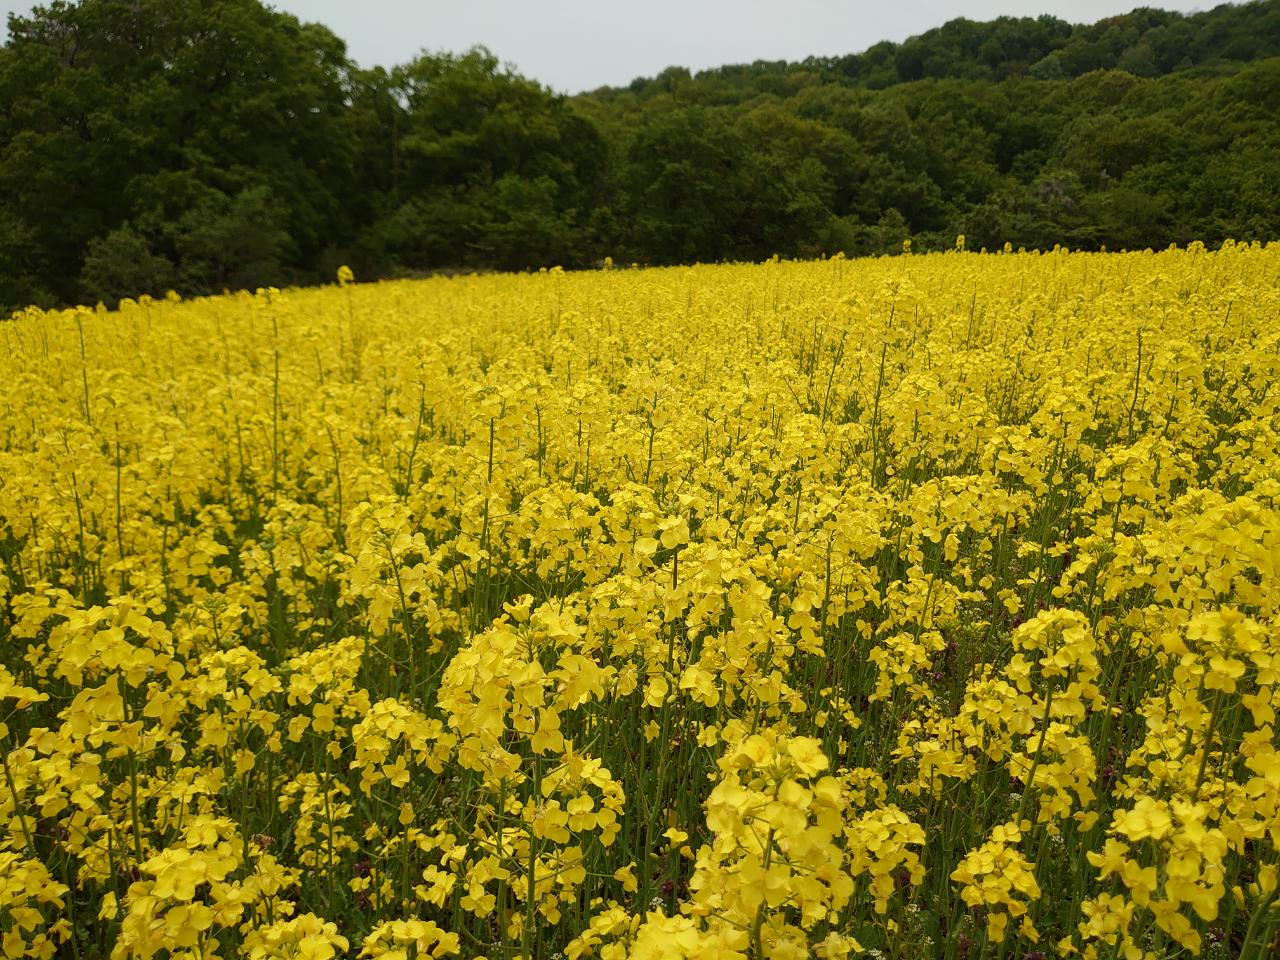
2,0,1278,311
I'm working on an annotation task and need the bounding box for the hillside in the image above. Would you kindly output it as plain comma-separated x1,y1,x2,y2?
1,0,1278,311
595,2,1280,100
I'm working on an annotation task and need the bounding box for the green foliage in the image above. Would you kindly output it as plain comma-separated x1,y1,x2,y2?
363,48,605,273
172,185,294,293
0,0,361,307
79,224,174,303
2,0,1280,312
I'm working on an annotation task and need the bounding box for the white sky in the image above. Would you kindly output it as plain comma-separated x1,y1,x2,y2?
2,1,1216,93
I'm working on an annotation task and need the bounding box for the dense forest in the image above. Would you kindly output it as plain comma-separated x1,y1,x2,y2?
1,0,1278,311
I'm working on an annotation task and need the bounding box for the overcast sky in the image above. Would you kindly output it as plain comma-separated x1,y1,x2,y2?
2,1,1215,93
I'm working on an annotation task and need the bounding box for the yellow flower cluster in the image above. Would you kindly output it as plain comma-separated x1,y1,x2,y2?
1,242,1278,958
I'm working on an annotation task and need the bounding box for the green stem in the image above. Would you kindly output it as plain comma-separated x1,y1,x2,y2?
1,750,35,855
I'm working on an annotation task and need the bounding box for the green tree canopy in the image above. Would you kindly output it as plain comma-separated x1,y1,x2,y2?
2,0,1279,312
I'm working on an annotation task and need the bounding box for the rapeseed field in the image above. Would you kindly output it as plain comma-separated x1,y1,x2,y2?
1,244,1277,959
